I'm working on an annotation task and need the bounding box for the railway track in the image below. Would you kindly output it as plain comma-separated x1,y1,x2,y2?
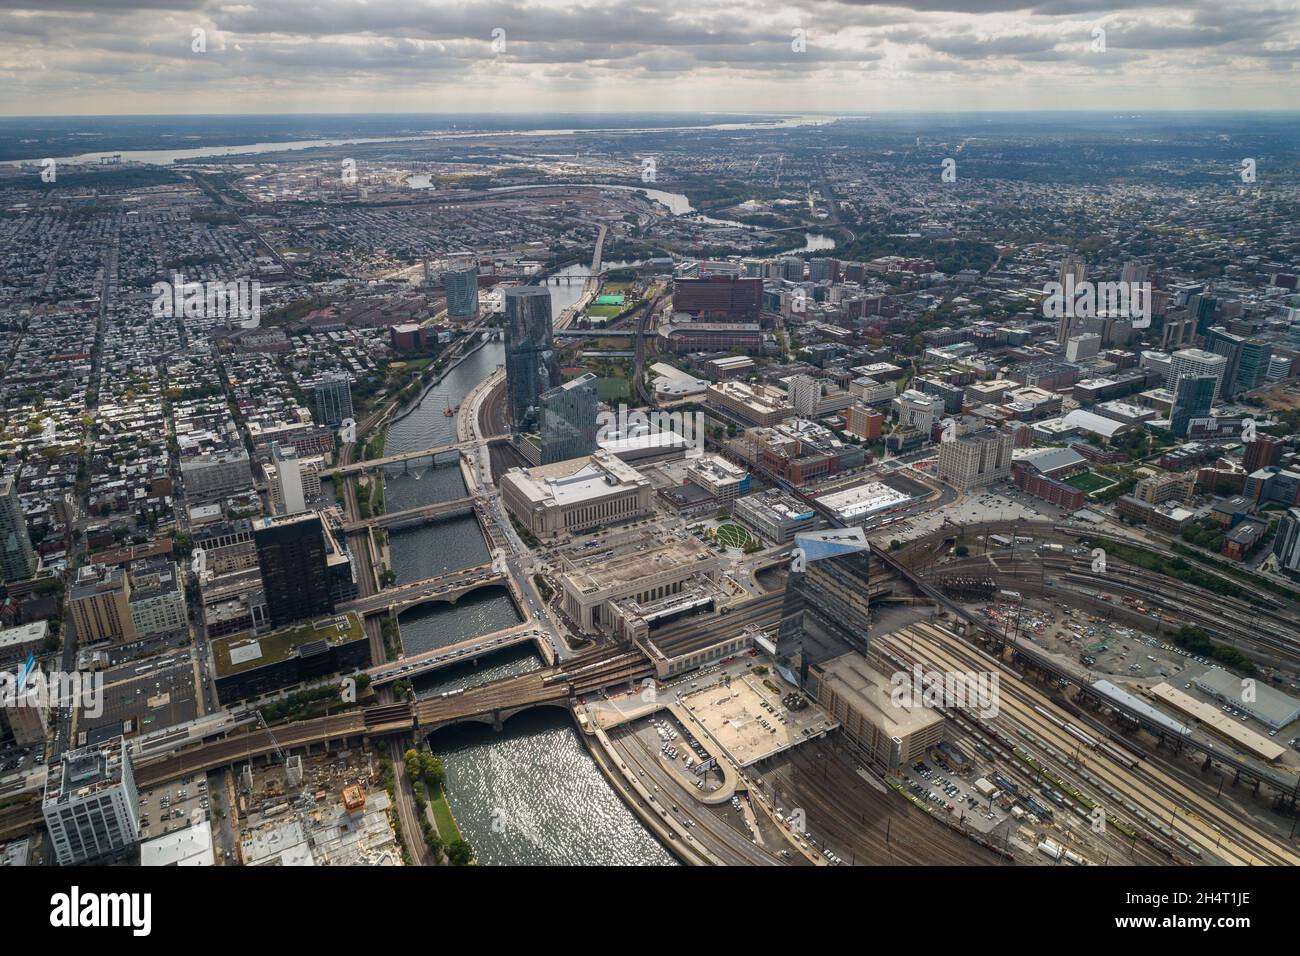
935,551,1300,667
876,622,1300,867
763,741,1009,865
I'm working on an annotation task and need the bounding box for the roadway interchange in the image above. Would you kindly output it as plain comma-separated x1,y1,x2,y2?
874,621,1300,867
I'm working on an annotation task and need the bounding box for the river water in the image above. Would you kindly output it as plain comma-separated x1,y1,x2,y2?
381,336,672,865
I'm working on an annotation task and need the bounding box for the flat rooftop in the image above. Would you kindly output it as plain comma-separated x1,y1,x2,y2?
816,652,945,740
1148,683,1287,762
505,451,646,508
679,668,837,767
1193,669,1300,729
212,612,365,678
814,480,915,521
564,537,714,591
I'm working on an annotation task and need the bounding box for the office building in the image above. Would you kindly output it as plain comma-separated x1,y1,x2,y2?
314,376,354,428
779,528,873,661
1170,374,1217,437
0,476,36,582
705,380,793,427
212,612,369,703
538,373,598,465
500,451,653,539
845,404,884,441
894,389,945,433
1066,333,1102,363
68,565,136,643
126,559,187,638
42,738,139,866
504,287,560,432
1170,348,1228,400
0,620,49,668
734,490,818,543
444,265,480,318
685,456,749,501
253,512,334,629
937,427,1014,490
180,449,254,503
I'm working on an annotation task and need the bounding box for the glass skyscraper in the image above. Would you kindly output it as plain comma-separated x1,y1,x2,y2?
0,475,36,582
1170,374,1216,437
314,375,354,427
504,286,560,432
539,372,598,464
779,528,873,673
444,266,479,318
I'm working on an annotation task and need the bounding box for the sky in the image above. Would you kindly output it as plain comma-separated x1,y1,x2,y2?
2,0,1298,115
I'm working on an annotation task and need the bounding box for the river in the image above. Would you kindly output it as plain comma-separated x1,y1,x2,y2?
380,335,672,865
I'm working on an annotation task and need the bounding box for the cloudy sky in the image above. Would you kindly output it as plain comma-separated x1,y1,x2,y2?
2,0,1298,115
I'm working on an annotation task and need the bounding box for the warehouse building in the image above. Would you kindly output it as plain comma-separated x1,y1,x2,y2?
1192,669,1300,730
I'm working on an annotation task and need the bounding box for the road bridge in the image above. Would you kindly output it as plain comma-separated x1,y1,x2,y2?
341,495,477,533
321,435,509,479
338,563,511,616
369,623,546,686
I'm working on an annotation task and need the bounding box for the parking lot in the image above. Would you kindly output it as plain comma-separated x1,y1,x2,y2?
888,486,1067,544
76,652,200,747
679,668,838,767
138,773,211,843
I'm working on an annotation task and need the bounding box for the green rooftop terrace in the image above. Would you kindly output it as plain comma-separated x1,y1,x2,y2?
212,612,366,678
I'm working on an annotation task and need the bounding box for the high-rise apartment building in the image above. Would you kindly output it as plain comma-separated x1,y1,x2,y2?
42,738,140,865
254,512,334,628
936,427,1014,490
788,374,822,418
504,286,560,432
444,266,480,318
314,376,354,428
266,442,310,516
1170,348,1228,400
0,475,36,582
68,565,136,643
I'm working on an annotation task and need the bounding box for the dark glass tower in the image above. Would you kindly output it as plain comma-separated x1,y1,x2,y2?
540,373,598,464
504,286,560,433
1170,374,1216,437
254,512,334,628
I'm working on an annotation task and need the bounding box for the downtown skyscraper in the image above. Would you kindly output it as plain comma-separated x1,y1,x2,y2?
504,286,561,433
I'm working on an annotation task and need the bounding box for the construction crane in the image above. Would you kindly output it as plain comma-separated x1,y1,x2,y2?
255,709,287,765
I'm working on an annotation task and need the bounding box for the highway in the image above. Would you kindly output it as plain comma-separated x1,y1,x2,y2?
608,723,782,866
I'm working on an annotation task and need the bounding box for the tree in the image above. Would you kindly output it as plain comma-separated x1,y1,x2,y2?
446,840,475,866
